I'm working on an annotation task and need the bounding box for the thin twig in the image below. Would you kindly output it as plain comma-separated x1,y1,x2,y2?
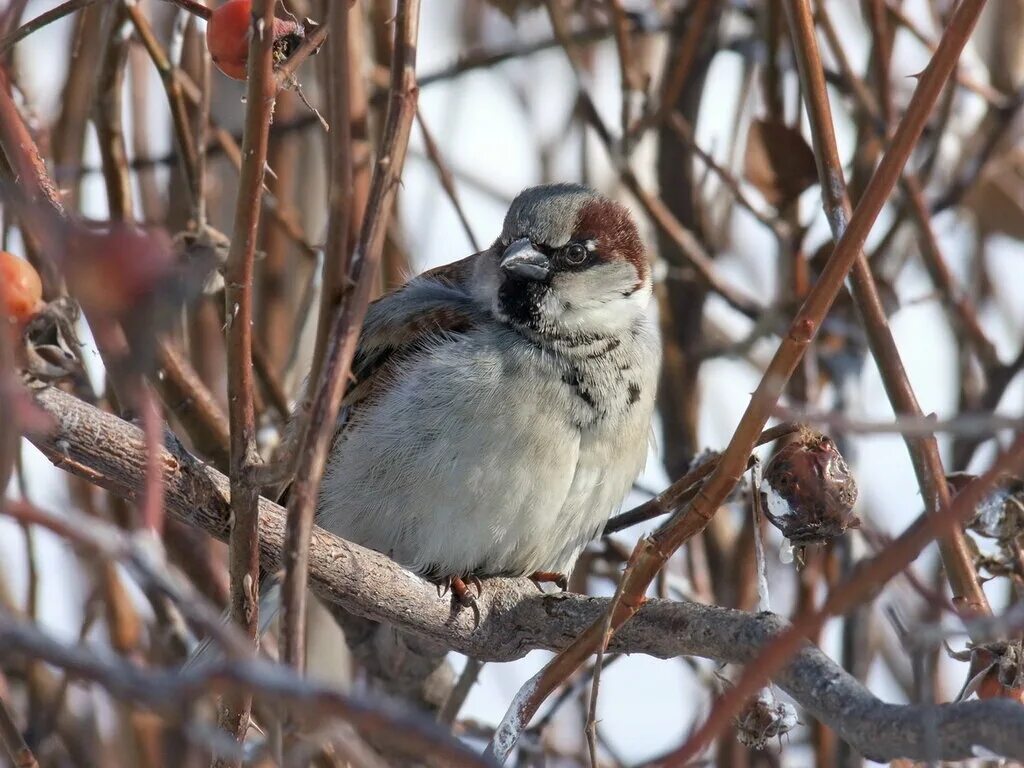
307,5,354,394
604,0,640,136
603,422,800,535
627,0,716,139
783,0,991,621
485,1,992,757
0,0,99,55
0,689,38,768
770,407,1024,437
279,0,420,676
438,659,484,726
415,109,481,252
157,0,212,21
124,0,202,214
220,0,279,751
666,112,786,237
273,22,329,89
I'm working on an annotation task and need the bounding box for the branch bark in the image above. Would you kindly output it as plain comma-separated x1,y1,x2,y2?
220,0,279,750
23,384,1024,764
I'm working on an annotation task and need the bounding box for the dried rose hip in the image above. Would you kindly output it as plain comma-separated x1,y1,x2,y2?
760,429,858,544
947,472,1024,542
735,690,798,750
206,0,301,81
1,251,43,325
967,644,1024,704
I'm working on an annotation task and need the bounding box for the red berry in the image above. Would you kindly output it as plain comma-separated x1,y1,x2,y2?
0,251,43,325
206,0,301,81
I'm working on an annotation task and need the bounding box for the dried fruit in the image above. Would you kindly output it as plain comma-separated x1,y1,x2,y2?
957,643,1024,704
1,251,43,325
206,0,301,80
760,429,858,544
735,690,798,749
947,472,1024,542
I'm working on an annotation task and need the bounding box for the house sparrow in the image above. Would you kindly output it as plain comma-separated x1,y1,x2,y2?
317,183,660,609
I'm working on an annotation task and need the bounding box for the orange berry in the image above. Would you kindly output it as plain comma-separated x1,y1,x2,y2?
976,667,1024,703
206,0,300,80
207,0,251,80
0,251,43,324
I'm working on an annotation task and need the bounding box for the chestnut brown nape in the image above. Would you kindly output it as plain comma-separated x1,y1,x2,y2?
572,198,647,283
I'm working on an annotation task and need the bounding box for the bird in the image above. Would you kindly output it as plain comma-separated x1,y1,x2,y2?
315,182,661,613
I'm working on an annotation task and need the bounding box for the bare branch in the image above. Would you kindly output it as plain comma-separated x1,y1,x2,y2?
220,0,280,748
280,0,420,673
783,0,991,621
487,0,994,755
22,384,1024,764
0,614,491,768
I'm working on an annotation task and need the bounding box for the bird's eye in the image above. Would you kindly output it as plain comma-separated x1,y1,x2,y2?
564,242,589,265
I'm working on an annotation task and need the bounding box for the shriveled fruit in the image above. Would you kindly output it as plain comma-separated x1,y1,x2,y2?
1,251,43,324
206,0,301,80
760,428,858,544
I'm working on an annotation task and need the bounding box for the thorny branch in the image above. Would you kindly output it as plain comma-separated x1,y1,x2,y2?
220,0,279,750
280,0,421,674
486,0,996,758
781,0,990,621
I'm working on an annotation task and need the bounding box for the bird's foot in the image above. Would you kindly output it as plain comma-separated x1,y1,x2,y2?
529,571,569,592
436,575,482,627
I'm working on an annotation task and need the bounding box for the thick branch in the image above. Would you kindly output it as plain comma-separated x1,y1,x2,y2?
23,384,1024,763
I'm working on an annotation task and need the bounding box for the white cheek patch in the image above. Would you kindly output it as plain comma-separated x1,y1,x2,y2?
552,261,651,334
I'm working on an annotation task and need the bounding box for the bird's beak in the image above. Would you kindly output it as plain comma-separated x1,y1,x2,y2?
500,238,550,281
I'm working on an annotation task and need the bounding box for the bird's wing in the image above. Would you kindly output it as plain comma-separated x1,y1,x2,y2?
341,254,482,415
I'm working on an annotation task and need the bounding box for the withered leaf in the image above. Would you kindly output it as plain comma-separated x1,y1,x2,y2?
744,119,819,210
963,152,1024,241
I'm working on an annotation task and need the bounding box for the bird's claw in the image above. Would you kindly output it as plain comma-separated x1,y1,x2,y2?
437,575,483,628
529,571,569,592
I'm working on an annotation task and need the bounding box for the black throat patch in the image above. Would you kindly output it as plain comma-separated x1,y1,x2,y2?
498,278,549,329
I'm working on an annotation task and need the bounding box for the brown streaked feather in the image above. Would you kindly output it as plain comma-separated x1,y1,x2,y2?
342,304,476,409
337,255,483,435
417,253,479,287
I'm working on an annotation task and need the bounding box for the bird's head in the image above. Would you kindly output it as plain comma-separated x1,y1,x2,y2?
479,184,650,338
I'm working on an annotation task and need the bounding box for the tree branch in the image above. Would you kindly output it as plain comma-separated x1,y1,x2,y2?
220,0,279,749
781,0,991,621
22,384,1024,764
0,614,490,768
487,1,995,755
